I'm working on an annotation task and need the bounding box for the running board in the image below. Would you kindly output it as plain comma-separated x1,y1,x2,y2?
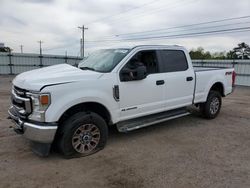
117,108,190,132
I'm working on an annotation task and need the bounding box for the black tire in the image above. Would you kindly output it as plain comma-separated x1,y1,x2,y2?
200,90,222,119
57,112,108,158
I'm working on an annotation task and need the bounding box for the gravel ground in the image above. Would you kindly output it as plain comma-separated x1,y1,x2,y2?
0,75,250,188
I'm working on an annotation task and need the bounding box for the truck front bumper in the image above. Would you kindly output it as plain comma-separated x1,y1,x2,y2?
8,106,58,144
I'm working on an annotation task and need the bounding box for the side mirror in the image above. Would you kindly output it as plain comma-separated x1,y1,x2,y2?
120,65,147,81
136,65,147,80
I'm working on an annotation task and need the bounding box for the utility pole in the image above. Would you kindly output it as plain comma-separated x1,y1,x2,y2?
78,25,88,58
38,40,43,55
65,51,68,63
37,40,43,67
20,45,23,53
80,38,82,57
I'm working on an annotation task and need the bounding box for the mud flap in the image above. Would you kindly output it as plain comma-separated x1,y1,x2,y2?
30,141,51,157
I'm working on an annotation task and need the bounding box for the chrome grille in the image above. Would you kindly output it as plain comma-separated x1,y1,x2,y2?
11,86,32,116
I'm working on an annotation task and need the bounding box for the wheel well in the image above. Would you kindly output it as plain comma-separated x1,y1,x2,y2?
58,102,112,125
210,82,225,97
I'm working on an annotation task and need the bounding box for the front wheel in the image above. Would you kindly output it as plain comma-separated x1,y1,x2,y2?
57,112,108,158
200,90,222,119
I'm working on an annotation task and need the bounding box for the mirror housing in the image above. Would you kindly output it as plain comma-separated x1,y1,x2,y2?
136,65,147,80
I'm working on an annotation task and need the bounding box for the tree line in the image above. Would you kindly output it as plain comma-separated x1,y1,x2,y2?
189,42,250,60
0,46,11,53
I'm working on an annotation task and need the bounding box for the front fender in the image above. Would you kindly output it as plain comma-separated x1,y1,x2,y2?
43,83,119,123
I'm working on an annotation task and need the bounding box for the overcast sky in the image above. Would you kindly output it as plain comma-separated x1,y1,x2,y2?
1,0,250,56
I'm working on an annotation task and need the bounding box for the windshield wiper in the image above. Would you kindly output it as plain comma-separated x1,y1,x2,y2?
80,67,96,71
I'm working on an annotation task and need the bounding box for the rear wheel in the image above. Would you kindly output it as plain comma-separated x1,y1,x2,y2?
57,112,108,158
200,90,222,119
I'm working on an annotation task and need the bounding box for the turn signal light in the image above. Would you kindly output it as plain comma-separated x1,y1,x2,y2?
40,95,49,105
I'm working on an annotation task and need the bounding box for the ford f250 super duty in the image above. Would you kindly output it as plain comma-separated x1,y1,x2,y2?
8,45,236,157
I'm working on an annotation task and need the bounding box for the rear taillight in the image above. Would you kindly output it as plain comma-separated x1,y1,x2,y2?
232,71,236,87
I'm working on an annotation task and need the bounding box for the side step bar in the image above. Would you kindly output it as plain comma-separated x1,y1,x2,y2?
117,107,190,132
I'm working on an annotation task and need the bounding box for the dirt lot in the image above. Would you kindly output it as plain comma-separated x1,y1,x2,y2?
0,75,250,188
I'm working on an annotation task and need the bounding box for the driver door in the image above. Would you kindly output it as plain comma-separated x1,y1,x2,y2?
118,50,165,121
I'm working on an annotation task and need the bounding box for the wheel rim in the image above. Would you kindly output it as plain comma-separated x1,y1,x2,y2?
72,124,101,154
210,97,220,115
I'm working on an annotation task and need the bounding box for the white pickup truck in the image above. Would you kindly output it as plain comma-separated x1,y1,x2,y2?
8,45,235,157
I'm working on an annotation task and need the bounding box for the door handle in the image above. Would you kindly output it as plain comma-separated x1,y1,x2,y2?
186,77,193,81
156,80,165,85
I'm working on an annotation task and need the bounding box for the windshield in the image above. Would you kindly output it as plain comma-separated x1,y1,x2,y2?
78,49,130,72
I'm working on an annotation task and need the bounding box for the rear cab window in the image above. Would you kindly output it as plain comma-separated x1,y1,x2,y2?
157,50,189,73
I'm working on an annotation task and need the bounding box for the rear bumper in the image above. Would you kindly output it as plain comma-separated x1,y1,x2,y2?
8,106,57,144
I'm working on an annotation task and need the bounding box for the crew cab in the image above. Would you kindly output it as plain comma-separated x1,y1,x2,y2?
8,45,235,157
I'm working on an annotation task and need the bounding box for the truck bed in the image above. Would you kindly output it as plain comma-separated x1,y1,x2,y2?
193,66,234,104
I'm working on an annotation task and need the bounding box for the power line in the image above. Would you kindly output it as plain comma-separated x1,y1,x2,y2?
89,14,250,41
119,21,250,38
84,26,250,43
42,15,250,51
116,15,250,37
84,29,250,46
66,0,194,30
43,23,250,51
39,0,201,54
130,26,250,41
86,0,162,25
43,40,96,52
101,0,198,26
41,26,250,53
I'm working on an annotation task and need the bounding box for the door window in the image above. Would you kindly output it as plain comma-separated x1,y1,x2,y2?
120,50,159,81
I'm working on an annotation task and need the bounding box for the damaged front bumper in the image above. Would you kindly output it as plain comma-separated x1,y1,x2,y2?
8,106,58,156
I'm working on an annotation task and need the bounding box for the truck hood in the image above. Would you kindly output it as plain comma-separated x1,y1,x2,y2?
13,64,104,91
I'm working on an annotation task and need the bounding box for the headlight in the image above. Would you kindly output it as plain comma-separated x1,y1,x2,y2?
27,92,51,122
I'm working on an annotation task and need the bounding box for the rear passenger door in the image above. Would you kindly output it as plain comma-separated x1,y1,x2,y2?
157,50,195,110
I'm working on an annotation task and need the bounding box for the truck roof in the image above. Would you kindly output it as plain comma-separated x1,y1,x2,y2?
114,44,185,50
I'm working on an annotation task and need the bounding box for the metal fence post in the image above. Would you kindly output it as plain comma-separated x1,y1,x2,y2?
65,55,68,64
39,54,43,68
8,51,13,74
232,59,236,68
201,59,204,67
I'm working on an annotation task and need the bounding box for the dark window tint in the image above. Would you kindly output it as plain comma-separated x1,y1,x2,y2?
158,50,188,72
